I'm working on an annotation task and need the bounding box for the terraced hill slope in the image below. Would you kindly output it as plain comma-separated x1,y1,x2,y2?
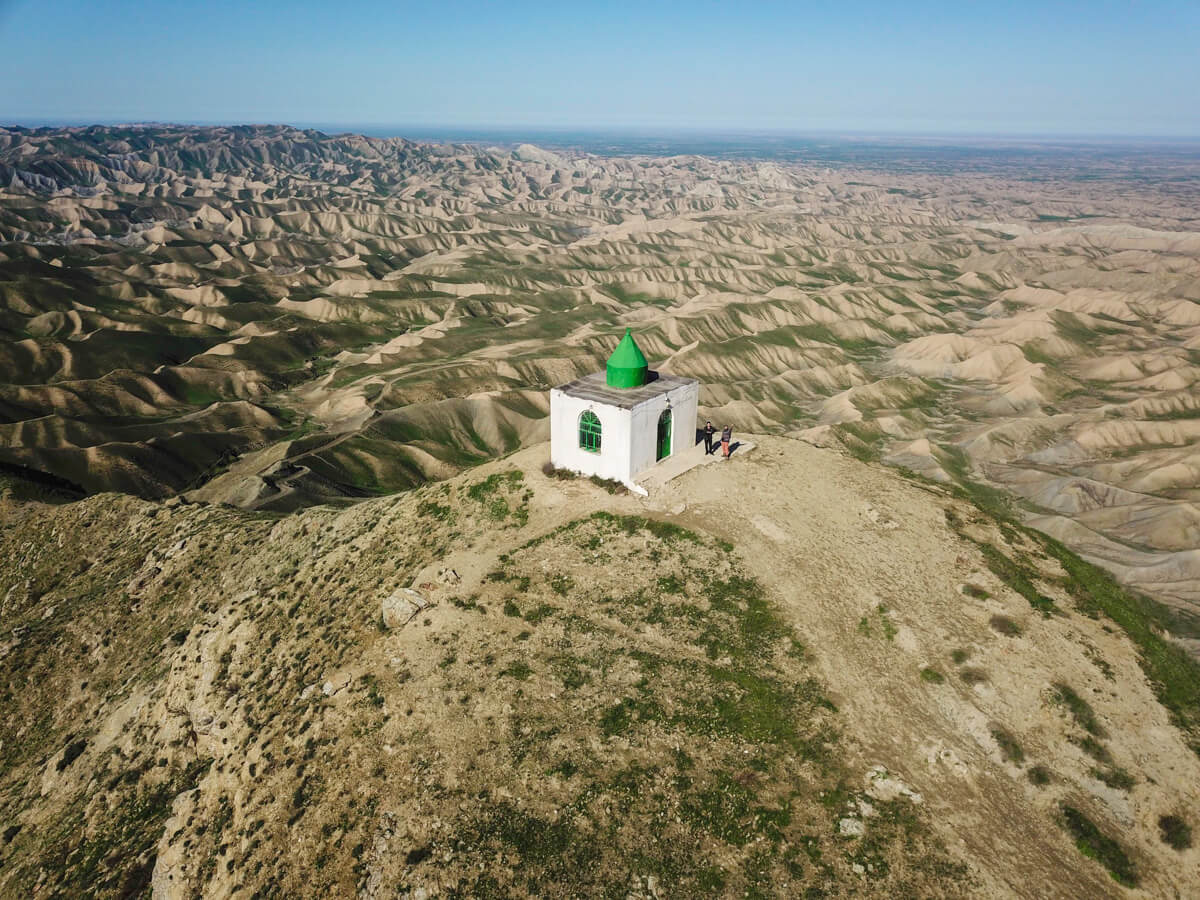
1,438,1197,897
1,124,1198,640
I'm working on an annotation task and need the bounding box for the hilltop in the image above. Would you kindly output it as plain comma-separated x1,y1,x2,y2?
0,436,1196,897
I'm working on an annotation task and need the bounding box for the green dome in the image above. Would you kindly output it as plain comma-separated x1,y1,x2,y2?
606,328,649,388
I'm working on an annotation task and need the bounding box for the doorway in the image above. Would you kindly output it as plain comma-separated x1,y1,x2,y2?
656,409,672,461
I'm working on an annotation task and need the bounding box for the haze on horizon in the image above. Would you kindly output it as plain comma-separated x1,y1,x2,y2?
2,0,1198,138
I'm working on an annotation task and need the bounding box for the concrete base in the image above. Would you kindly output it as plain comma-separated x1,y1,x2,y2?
635,436,756,494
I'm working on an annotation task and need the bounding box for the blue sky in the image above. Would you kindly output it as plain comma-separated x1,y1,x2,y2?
1,0,1197,136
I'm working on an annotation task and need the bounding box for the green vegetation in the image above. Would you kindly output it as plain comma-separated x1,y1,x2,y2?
1027,765,1052,787
1158,814,1192,851
919,667,945,684
975,541,1055,614
936,463,1200,756
1052,683,1105,738
587,474,628,494
990,726,1025,765
836,421,885,462
938,445,1014,521
1075,735,1112,765
1059,804,1138,887
462,470,528,525
857,604,898,641
448,512,965,895
466,470,524,501
1090,766,1134,791
501,661,533,680
1036,533,1200,754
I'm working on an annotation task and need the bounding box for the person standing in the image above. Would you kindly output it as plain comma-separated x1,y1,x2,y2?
703,420,715,455
721,424,732,458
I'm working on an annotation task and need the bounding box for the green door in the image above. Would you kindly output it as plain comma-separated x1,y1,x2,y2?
656,409,672,461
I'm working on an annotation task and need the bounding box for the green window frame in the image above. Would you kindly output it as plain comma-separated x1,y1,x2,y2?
579,410,602,453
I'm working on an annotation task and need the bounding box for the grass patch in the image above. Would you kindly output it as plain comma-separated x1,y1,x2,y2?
1059,804,1138,887
417,499,453,522
1074,736,1112,765
857,605,897,641
1090,766,1134,791
975,542,1055,614
1036,532,1200,754
501,661,533,680
1052,683,1105,737
836,421,884,462
939,445,1013,520
919,667,945,684
935,464,1200,757
990,726,1025,765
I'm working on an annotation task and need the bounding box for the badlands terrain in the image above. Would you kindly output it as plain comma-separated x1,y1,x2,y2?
1,125,1198,639
0,125,1199,895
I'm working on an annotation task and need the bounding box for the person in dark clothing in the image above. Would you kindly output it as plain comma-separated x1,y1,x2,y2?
703,421,716,455
721,425,732,458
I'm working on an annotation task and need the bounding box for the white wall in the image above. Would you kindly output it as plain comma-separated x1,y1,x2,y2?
550,380,699,489
628,382,699,478
549,389,633,483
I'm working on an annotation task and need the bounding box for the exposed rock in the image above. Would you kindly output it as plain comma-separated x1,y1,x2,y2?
381,588,430,630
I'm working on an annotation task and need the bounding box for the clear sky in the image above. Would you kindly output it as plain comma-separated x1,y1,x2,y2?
1,0,1197,137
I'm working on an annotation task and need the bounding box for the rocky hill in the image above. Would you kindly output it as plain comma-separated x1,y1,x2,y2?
1,125,1197,640
0,436,1197,897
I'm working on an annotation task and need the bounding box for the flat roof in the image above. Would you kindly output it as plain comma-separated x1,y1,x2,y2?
553,370,697,410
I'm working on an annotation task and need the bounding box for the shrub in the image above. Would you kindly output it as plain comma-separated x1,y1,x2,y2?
1075,735,1112,765
990,726,1025,765
1059,804,1137,887
920,667,945,684
1158,814,1192,850
1027,765,1052,786
959,667,988,686
541,462,576,481
989,615,1022,637
1053,683,1105,737
1090,766,1134,791
588,475,628,495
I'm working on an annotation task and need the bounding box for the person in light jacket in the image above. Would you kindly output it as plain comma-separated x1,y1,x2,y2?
721,425,732,458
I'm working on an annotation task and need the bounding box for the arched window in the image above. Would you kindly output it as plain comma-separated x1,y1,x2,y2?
579,410,602,453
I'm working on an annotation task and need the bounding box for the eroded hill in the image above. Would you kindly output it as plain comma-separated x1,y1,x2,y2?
0,438,1197,897
1,125,1197,638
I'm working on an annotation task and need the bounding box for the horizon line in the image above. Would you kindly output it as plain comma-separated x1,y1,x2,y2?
4,117,1200,144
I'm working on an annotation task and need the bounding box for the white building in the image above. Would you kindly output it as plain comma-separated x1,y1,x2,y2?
549,329,699,492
